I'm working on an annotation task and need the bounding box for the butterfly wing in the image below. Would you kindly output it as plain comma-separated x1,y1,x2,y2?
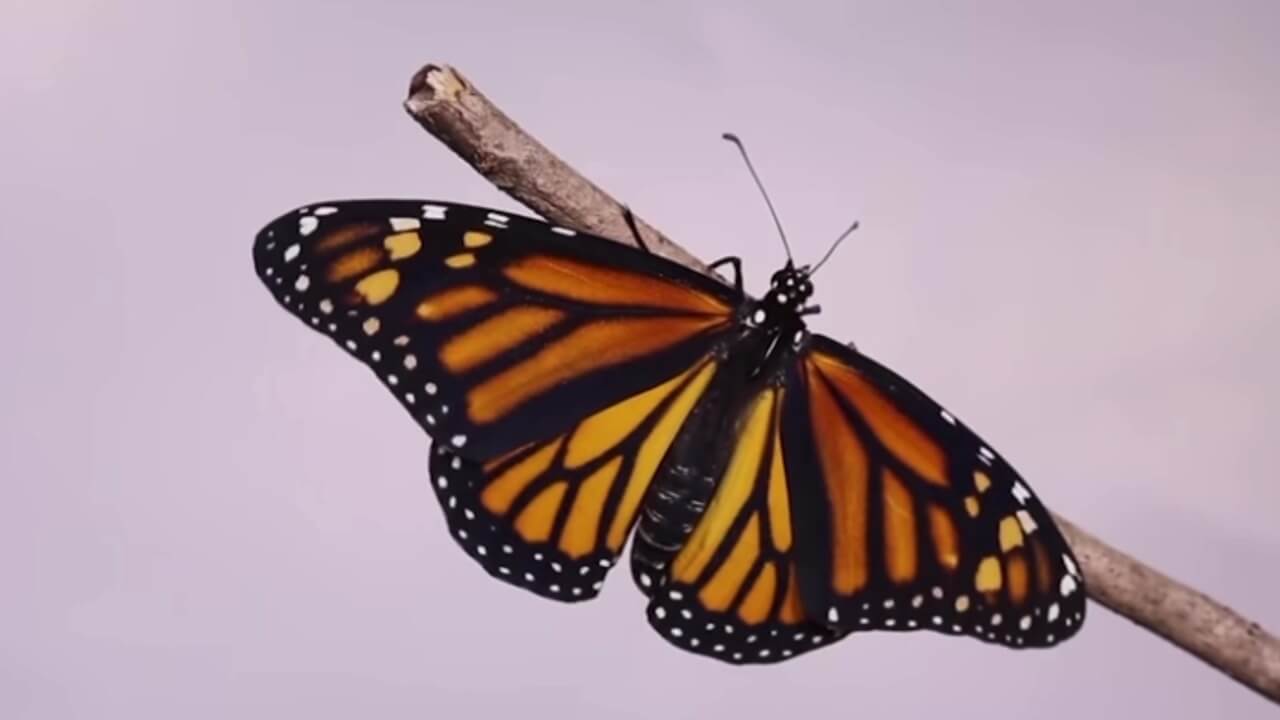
631,359,846,664
782,335,1085,647
427,351,718,601
254,200,737,598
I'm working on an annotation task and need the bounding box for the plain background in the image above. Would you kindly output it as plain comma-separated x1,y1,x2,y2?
3,1,1278,717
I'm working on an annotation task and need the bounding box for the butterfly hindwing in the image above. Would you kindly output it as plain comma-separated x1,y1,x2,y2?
427,356,721,601
782,335,1086,646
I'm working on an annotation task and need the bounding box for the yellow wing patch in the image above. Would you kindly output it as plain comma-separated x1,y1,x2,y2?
560,457,622,558
384,231,423,260
664,387,816,629
481,437,563,514
606,360,717,550
353,269,400,305
475,357,718,555
673,389,774,583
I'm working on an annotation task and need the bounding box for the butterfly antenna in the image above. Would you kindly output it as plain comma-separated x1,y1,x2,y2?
807,219,860,277
722,132,793,264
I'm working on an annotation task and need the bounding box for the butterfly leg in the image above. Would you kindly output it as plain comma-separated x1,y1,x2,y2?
707,256,744,295
620,205,652,253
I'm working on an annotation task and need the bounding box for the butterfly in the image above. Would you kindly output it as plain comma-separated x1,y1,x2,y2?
253,192,1085,665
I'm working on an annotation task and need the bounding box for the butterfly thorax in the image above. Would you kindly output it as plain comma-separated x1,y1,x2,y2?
760,263,814,319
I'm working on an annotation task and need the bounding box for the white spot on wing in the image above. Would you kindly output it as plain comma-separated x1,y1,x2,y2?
551,226,577,236
298,216,319,236
390,217,421,231
1063,554,1080,578
1059,574,1079,597
1011,482,1032,505
314,206,338,216
422,204,447,220
283,244,301,262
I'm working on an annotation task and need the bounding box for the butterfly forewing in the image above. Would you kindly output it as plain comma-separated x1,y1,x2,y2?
782,336,1086,646
253,200,737,463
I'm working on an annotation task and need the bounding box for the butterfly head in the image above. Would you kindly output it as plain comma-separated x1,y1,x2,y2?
764,263,816,316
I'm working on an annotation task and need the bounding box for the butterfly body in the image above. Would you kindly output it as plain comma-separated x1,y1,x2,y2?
255,199,1085,664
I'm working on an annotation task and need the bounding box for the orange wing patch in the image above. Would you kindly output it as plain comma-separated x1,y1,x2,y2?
313,222,381,254
806,360,870,594
504,254,732,315
881,469,918,584
466,315,726,425
416,284,498,321
810,351,947,487
440,306,566,373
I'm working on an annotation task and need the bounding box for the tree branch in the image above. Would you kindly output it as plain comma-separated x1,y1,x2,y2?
403,62,1280,705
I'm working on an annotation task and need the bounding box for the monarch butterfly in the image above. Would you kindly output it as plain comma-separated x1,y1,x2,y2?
252,143,1085,664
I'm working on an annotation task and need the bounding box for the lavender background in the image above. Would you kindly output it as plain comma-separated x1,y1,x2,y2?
3,1,1278,717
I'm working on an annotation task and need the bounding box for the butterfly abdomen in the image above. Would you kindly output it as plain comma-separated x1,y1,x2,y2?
630,329,772,594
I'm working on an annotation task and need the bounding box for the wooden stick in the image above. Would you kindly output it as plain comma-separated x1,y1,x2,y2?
403,62,1280,705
